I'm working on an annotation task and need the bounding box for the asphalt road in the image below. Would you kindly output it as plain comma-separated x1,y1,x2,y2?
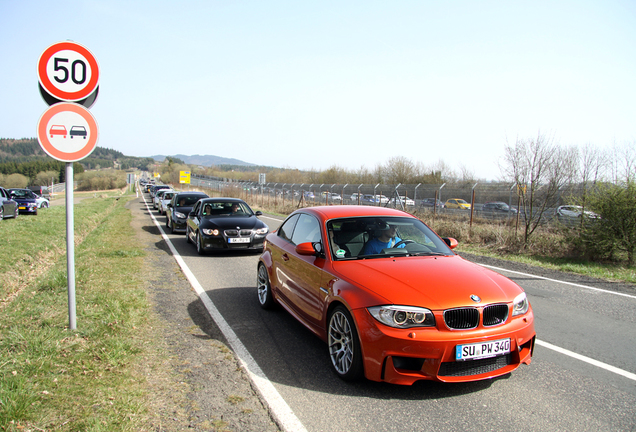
145,194,636,432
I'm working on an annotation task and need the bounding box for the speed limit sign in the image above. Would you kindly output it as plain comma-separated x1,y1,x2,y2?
37,41,99,107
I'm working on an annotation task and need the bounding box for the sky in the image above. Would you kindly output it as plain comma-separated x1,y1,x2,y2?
1,0,635,180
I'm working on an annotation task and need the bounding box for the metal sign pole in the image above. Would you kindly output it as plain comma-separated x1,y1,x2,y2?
66,162,77,330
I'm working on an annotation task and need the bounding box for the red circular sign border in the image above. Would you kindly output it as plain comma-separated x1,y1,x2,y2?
38,41,100,101
37,103,99,162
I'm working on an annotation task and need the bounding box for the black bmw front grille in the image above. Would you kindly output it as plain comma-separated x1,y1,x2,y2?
483,304,509,326
444,308,479,329
224,229,252,237
444,304,509,329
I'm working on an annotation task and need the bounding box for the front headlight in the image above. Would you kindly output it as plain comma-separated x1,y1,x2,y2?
512,292,529,316
202,228,220,236
255,227,268,235
175,211,186,219
368,305,436,328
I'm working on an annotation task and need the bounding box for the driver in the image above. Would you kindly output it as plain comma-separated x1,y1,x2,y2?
363,221,406,255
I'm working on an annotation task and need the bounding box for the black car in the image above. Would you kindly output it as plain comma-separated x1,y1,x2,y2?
0,187,18,220
9,188,39,215
481,201,518,214
420,198,444,208
185,198,269,254
166,191,209,233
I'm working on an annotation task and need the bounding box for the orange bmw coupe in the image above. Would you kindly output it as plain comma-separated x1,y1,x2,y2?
257,206,535,385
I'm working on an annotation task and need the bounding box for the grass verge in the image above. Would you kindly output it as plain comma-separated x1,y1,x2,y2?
0,191,158,431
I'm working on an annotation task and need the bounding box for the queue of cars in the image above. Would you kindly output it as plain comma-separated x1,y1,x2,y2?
143,181,535,385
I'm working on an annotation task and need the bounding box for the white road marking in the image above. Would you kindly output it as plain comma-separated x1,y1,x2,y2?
141,195,308,432
536,339,636,382
480,264,636,300
481,263,636,381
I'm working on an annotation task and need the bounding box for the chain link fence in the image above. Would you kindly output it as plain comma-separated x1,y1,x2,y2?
189,174,588,227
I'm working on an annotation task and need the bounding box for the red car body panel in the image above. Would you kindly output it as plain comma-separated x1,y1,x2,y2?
260,205,535,384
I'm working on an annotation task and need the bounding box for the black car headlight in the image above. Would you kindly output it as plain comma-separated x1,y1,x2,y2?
174,211,186,219
368,305,436,328
202,228,220,236
512,292,529,316
254,227,268,235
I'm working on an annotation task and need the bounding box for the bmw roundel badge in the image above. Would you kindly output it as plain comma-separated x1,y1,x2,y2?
470,294,481,303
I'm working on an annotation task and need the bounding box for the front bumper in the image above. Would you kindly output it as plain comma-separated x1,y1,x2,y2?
18,204,38,214
200,233,267,251
352,307,535,385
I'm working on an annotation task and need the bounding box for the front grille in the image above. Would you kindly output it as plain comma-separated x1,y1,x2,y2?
444,308,479,329
439,354,511,377
483,304,509,326
224,229,252,237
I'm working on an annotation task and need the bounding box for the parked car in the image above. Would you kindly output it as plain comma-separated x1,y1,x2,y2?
27,186,51,200
158,191,175,215
361,194,379,205
389,196,415,206
420,198,444,209
482,201,517,214
445,198,471,210
321,192,342,203
377,194,389,204
555,205,600,220
257,206,535,384
166,191,209,233
0,187,18,220
185,198,269,254
9,188,40,215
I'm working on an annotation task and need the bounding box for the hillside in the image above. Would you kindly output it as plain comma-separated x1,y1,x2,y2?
0,138,155,171
151,154,255,167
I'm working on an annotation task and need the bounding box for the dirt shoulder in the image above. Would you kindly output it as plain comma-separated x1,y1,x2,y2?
126,197,280,432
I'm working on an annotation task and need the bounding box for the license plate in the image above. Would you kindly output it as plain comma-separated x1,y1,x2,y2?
228,237,250,243
456,338,510,361
19,207,26,210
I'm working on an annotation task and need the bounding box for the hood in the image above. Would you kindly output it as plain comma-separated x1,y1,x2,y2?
332,255,522,310
203,214,265,230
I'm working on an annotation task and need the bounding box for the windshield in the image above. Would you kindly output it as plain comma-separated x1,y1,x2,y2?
10,189,36,199
201,201,254,216
327,216,453,260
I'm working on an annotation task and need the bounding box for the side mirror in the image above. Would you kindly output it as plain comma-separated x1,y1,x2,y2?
255,211,263,216
296,242,322,256
167,203,172,208
188,211,195,218
442,237,459,249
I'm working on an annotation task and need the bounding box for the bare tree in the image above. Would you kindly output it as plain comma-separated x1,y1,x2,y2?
500,132,576,245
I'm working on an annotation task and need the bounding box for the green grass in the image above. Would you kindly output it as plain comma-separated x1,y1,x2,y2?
0,191,157,431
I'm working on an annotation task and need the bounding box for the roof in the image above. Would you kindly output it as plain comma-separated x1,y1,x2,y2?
292,205,412,220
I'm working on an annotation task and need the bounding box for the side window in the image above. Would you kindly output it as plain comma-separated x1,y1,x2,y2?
192,202,200,215
278,214,300,243
291,214,321,245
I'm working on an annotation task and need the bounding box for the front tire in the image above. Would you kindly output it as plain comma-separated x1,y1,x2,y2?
257,264,275,309
328,305,363,381
196,232,206,255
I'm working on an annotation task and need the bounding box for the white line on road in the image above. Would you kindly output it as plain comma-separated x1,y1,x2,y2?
141,195,308,432
480,264,636,300
536,339,636,382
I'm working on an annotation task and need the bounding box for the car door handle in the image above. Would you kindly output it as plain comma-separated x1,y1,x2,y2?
282,253,290,261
